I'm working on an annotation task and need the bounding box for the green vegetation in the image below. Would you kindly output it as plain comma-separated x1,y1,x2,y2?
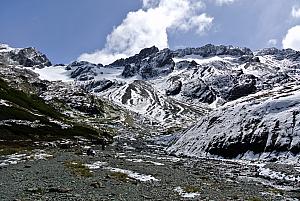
0,78,61,119
0,144,31,155
247,197,263,201
110,172,129,182
183,185,200,193
64,160,92,177
0,78,111,142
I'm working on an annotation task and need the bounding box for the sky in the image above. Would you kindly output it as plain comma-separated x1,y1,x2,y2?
1,0,300,64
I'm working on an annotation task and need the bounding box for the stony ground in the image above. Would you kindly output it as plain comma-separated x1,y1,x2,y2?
0,136,299,201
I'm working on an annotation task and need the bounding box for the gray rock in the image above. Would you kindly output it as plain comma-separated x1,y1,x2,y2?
182,79,216,104
9,47,51,68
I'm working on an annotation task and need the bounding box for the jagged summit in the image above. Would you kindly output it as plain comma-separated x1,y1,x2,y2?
0,43,52,68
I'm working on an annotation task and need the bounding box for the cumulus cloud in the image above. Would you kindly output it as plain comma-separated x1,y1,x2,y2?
267,39,277,47
282,25,300,51
291,6,300,18
215,0,238,6
79,0,213,65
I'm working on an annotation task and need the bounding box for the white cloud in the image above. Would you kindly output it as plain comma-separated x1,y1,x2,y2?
179,14,213,35
78,0,213,65
215,0,238,6
282,25,300,51
291,6,300,18
142,0,159,8
267,39,277,47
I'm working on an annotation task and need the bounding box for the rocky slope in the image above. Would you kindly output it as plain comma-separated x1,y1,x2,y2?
0,44,152,146
1,43,300,161
66,44,300,129
167,83,300,161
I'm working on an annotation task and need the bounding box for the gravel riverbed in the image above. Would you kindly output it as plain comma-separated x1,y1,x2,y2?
0,137,299,201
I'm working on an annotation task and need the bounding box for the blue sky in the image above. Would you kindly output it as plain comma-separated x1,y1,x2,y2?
1,0,300,64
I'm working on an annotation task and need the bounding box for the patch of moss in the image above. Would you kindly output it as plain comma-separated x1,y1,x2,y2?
64,160,92,177
184,185,200,193
110,172,129,182
0,145,30,156
247,197,263,201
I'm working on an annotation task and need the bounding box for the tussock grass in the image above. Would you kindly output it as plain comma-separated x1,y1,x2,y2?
64,160,92,177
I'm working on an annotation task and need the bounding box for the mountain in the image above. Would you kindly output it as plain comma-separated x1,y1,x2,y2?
0,44,157,147
1,43,300,161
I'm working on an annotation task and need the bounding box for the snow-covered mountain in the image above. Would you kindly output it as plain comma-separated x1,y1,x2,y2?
167,83,300,161
1,43,300,161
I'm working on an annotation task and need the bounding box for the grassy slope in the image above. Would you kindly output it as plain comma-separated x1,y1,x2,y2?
0,78,110,142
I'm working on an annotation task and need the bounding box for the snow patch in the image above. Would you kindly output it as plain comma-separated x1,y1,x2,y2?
126,158,164,166
174,186,200,198
106,167,159,182
32,66,73,82
85,161,108,170
258,167,300,182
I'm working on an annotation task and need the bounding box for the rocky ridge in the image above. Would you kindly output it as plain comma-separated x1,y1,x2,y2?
1,43,300,161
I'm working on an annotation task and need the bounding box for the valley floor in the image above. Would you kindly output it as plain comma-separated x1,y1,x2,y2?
0,136,299,201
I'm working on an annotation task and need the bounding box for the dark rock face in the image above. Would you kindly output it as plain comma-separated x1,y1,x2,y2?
166,81,182,96
173,44,253,58
122,64,139,78
182,79,216,104
166,77,182,96
84,79,115,93
54,63,66,67
120,48,175,79
138,49,175,79
226,74,257,101
117,44,253,79
110,46,159,67
256,48,300,61
9,47,52,68
176,60,198,70
66,61,99,81
167,83,300,160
